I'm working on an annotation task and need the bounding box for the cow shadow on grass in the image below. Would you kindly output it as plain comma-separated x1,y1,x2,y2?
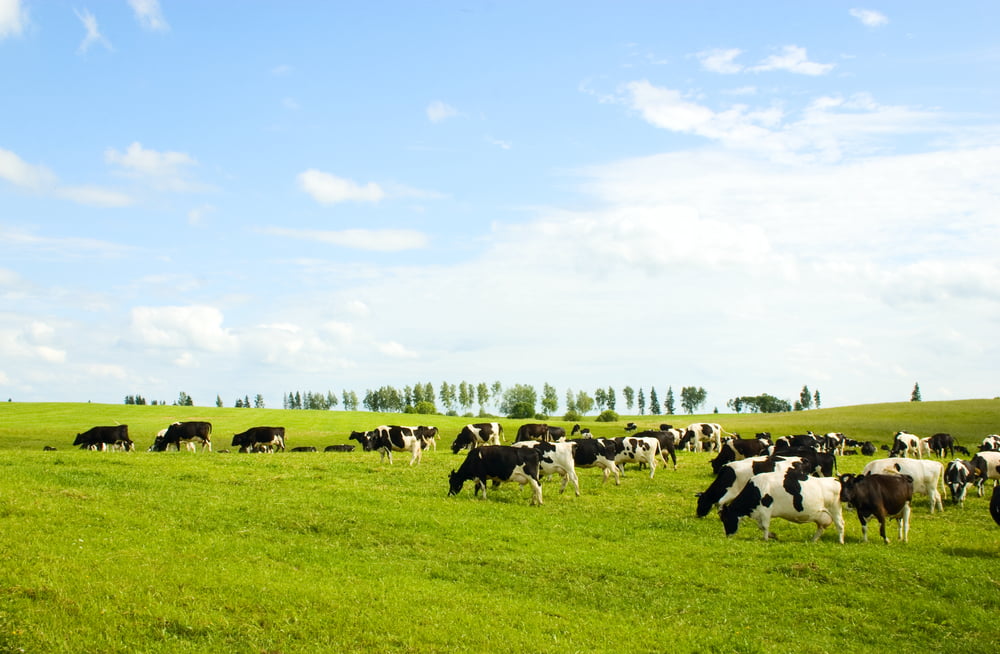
941,546,996,560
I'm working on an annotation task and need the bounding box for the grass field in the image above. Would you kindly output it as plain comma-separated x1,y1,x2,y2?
1,400,999,653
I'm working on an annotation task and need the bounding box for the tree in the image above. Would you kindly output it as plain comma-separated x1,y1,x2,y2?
575,390,594,415
477,383,490,413
458,381,473,414
812,390,820,410
607,387,616,411
176,391,193,406
679,386,707,414
593,387,608,412
911,382,922,402
649,387,661,415
564,389,578,414
623,386,635,412
799,385,812,410
491,381,502,408
665,386,675,415
638,388,645,415
500,384,537,419
216,395,223,408
726,393,791,413
541,383,559,416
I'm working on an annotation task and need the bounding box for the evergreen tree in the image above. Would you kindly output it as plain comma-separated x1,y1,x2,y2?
649,387,661,415
665,386,675,415
911,382,922,402
799,385,812,410
813,390,820,409
607,387,616,411
638,388,645,415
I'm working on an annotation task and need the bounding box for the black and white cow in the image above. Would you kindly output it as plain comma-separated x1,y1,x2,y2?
889,431,922,458
969,451,1000,495
624,422,638,432
633,430,677,471
838,473,914,543
979,434,1000,452
695,456,807,518
718,468,845,543
943,459,977,506
546,426,567,442
232,426,286,453
512,441,579,496
414,426,439,451
569,438,620,485
679,422,726,452
515,423,550,442
450,423,503,453
611,436,661,479
710,435,771,475
369,425,424,465
324,444,355,452
73,425,132,451
149,421,212,452
290,446,317,452
926,433,954,458
448,445,543,505
861,458,944,513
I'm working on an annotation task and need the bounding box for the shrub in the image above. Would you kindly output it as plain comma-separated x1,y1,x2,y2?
562,410,582,422
596,409,619,423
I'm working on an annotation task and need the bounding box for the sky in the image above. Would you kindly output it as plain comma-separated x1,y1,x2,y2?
2,1,999,412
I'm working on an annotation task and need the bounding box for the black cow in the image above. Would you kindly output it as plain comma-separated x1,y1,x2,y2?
927,433,954,458
624,422,638,432
991,485,1000,527
290,446,317,452
448,445,543,505
349,430,373,451
838,473,914,543
450,423,503,453
150,421,212,452
515,423,549,442
324,444,355,452
73,425,132,451
232,426,285,453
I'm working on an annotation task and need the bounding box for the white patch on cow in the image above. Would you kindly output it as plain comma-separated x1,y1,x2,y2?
861,457,944,513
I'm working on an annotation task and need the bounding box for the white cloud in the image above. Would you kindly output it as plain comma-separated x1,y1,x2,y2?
750,45,834,75
128,0,169,31
297,169,384,204
378,340,418,359
260,227,428,252
850,8,888,27
485,135,512,150
57,185,133,207
0,0,28,39
0,148,56,190
128,305,237,352
697,48,744,74
105,142,203,192
75,8,113,54
427,100,458,123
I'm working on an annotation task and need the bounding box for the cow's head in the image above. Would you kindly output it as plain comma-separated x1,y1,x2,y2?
349,431,373,451
447,470,465,496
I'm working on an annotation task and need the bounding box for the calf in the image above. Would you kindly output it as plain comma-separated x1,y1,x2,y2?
718,468,845,543
448,445,543,505
944,459,977,506
290,446,317,452
512,441,580,496
889,431,922,458
861,458,944,513
569,438,620,485
611,436,661,479
838,473,914,543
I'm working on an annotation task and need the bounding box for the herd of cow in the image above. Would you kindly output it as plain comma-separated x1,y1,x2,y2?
69,420,1000,541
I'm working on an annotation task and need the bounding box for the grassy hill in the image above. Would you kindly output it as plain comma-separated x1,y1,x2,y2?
0,400,998,652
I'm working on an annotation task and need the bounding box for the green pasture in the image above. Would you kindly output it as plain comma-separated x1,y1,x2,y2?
0,400,999,653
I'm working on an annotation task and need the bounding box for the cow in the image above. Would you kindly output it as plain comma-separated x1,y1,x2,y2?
624,422,638,432
718,468,845,543
611,436,661,479
818,433,847,455
232,426,285,453
73,425,131,451
369,425,424,465
772,432,819,452
348,430,373,451
569,438,620,485
979,434,1000,452
450,423,503,453
838,473,914,543
633,430,677,471
695,455,808,518
944,459,978,506
890,431,922,458
515,423,549,442
969,451,1000,495
571,424,582,435
414,426,439,451
546,426,567,442
991,485,1000,527
290,446,317,452
860,441,877,456
766,444,837,478
861,458,944,513
324,444,355,452
710,435,771,475
512,441,580,496
679,422,726,452
448,445,543,505
149,421,212,452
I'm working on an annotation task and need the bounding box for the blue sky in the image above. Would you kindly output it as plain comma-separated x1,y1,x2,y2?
2,1,999,412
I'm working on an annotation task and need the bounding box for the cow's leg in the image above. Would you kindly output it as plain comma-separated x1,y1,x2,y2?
900,503,911,542
528,478,543,505
568,470,580,497
648,457,656,479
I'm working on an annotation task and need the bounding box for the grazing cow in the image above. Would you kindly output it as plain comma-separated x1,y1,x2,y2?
150,421,212,452
818,433,847,455
991,485,1000,527
955,445,972,457
290,446,317,452
73,425,131,451
611,436,661,479
413,426,439,451
659,424,674,431
772,432,819,452
571,424,582,436
232,426,286,453
969,451,1000,495
515,423,550,442
633,430,677,471
979,434,1000,452
838,473,914,543
43,445,57,451
624,422,638,432
890,431,922,458
324,444,355,452
861,458,944,513
512,441,580,496
680,422,725,452
718,468,845,543
546,426,567,442
710,435,771,475
695,456,807,518
860,441,877,456
569,438,620,485
370,425,424,465
944,459,977,506
450,423,503,453
448,445,543,505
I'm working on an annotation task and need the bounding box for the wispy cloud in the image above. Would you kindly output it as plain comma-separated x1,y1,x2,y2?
128,0,169,31
485,135,512,150
0,0,28,39
75,8,113,54
750,45,834,75
1,147,131,207
850,8,889,27
105,142,205,192
697,48,744,74
297,169,384,204
426,100,458,123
